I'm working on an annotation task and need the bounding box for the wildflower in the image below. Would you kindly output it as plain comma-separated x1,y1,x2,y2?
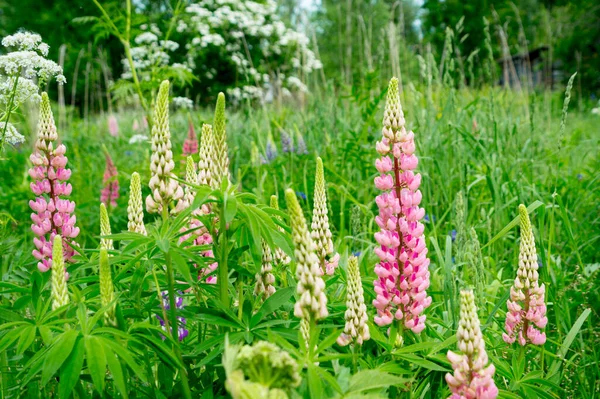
108,114,119,137
145,80,184,214
576,173,583,181
270,195,291,265
99,247,116,325
265,133,277,162
182,117,198,158
211,92,231,189
446,289,498,399
172,96,194,110
237,341,301,390
295,130,308,155
285,188,328,343
99,203,113,251
0,122,24,145
100,150,119,208
296,191,306,201
310,157,339,275
157,291,188,341
503,205,547,346
254,240,276,300
338,256,370,346
129,134,149,144
372,77,432,335
51,235,69,310
451,229,457,242
29,93,79,273
281,130,293,153
198,124,215,187
127,172,147,235
175,156,198,212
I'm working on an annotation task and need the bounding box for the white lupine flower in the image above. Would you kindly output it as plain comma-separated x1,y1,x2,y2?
337,256,370,346
254,240,276,300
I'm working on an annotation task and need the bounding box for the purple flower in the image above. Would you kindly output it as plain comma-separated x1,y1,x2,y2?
296,133,308,155
156,315,188,342
296,191,307,200
265,141,277,161
424,214,435,223
352,251,361,257
162,290,184,310
451,229,457,242
281,131,293,153
577,173,583,181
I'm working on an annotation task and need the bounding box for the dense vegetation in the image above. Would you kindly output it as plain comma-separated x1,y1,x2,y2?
0,1,599,398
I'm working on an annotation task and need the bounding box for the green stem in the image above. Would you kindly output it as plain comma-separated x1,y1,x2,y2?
161,206,192,399
0,67,22,153
218,206,230,307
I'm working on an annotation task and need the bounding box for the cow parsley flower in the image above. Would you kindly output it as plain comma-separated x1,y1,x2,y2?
0,122,24,145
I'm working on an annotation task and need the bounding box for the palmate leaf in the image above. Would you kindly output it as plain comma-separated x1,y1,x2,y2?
250,286,295,328
347,370,408,394
41,329,79,386
59,336,85,399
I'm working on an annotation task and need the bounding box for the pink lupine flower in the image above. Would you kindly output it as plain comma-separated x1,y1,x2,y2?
100,150,119,208
29,93,79,274
108,114,119,137
502,205,547,346
182,117,198,158
446,290,498,399
372,78,431,337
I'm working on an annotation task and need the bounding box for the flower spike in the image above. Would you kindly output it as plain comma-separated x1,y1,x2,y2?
338,256,370,346
99,248,116,325
446,290,498,399
311,157,339,275
372,77,432,337
127,172,146,235
285,188,327,346
503,205,547,346
51,235,69,310
99,203,113,251
146,80,184,214
29,92,79,273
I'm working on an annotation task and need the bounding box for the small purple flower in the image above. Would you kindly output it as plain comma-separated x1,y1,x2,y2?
296,191,307,200
295,133,308,155
161,290,184,310
265,141,277,161
538,260,543,268
577,173,583,181
352,251,361,257
281,131,293,153
156,315,188,341
125,150,133,156
451,229,457,242
424,214,435,223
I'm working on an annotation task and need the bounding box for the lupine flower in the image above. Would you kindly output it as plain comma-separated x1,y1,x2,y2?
372,77,432,336
182,116,198,158
146,80,184,214
175,156,198,212
157,291,188,341
29,92,79,273
285,188,328,343
211,92,231,188
295,130,308,155
100,150,119,208
176,155,217,284
446,290,498,399
296,191,306,201
265,133,277,162
108,114,119,137
281,130,293,153
127,172,146,235
503,205,547,346
51,235,69,310
99,247,116,325
254,240,276,300
270,195,291,265
198,124,215,187
99,203,113,251
310,157,339,275
338,256,370,346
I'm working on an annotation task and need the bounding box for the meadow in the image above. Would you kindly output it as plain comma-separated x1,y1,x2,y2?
0,5,600,398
